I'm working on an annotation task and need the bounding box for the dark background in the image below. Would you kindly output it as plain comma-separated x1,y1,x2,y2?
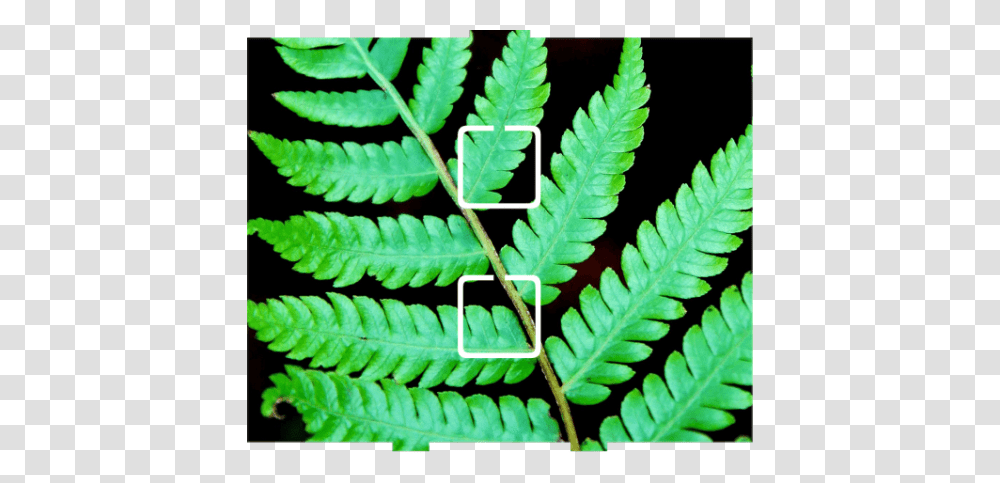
249,32,752,444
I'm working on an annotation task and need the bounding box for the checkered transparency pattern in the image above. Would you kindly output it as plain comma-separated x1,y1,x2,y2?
1,0,996,479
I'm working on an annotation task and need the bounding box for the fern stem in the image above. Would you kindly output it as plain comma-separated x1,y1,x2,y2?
351,38,580,451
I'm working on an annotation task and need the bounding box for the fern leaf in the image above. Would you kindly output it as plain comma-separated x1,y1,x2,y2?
368,37,410,82
586,272,753,448
262,366,560,450
276,38,371,79
248,212,489,289
274,38,348,49
275,38,409,81
446,30,550,204
248,293,536,387
548,124,753,405
248,131,438,204
273,90,398,127
409,35,473,135
500,38,650,306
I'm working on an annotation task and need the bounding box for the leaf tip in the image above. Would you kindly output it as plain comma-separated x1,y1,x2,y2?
267,396,289,420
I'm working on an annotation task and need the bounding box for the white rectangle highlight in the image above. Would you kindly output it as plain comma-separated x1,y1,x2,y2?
457,274,541,359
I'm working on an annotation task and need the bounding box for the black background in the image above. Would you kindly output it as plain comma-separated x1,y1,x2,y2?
249,32,752,444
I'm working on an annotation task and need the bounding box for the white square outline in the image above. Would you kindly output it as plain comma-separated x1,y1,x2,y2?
456,125,542,209
456,274,541,359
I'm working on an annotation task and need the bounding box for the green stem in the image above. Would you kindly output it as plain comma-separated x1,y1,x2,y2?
350,38,580,451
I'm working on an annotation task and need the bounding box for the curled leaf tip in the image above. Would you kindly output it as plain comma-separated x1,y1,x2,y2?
269,397,289,420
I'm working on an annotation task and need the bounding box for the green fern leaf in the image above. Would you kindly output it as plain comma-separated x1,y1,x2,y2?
248,212,489,289
276,38,371,79
273,38,348,49
446,30,550,204
368,37,410,82
500,38,650,306
586,272,753,448
248,293,536,387
248,131,437,204
275,38,409,81
548,124,753,405
273,90,398,127
262,366,560,450
409,35,473,135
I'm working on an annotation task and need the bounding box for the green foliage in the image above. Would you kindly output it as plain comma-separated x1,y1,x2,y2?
583,272,753,448
410,36,474,135
272,38,409,127
547,125,753,405
446,30,550,205
367,38,411,81
273,38,348,49
263,365,559,450
274,38,409,80
248,293,536,388
500,37,650,306
273,90,398,127
248,131,437,204
248,212,489,289
252,34,753,448
255,37,474,206
275,38,370,79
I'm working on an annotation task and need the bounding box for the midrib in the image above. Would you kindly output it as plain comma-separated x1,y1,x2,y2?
266,318,529,354
297,241,485,261
311,166,437,179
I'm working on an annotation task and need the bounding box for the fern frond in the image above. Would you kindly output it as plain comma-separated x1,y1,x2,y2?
276,38,371,79
273,90,398,127
248,131,438,204
585,272,753,448
548,124,753,405
500,38,650,306
248,212,489,289
248,293,536,388
409,35,473,135
262,366,560,450
273,38,348,49
275,37,409,81
446,30,550,205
